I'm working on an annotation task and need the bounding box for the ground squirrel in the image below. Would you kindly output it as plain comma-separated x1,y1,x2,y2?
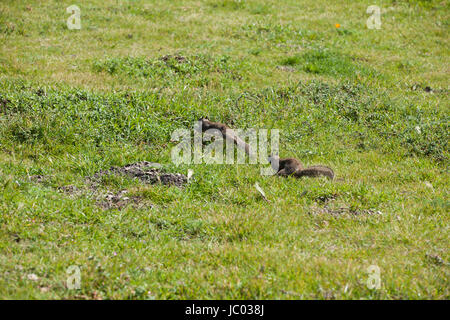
268,155,334,180
197,118,252,155
197,119,334,179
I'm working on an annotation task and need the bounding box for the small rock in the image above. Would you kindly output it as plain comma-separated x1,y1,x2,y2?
27,273,39,281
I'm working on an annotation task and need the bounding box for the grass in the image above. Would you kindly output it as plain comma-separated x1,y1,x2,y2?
280,49,378,78
0,0,448,299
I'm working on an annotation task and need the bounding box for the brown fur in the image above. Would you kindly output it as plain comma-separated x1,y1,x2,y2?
293,165,334,180
269,156,334,180
197,119,334,180
198,118,252,155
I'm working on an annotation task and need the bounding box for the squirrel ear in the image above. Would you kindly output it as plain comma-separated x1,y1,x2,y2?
268,154,279,162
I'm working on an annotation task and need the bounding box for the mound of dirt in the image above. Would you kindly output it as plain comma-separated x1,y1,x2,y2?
89,161,188,187
27,161,187,211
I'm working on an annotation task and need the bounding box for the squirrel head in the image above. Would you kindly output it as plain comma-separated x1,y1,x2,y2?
267,154,279,163
196,117,211,131
267,154,280,171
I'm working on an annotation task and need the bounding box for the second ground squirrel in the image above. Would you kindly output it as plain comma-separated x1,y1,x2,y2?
198,118,252,156
268,155,334,180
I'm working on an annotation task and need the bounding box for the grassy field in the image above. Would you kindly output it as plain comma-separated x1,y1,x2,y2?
0,0,448,299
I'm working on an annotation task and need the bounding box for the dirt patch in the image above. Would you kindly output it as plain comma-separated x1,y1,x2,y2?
276,65,296,72
159,54,187,63
85,161,186,210
89,161,188,187
95,190,147,210
29,175,48,183
57,185,149,210
35,88,46,96
29,161,184,211
410,84,450,95
425,253,447,266
10,232,21,243
315,193,339,203
310,205,382,216
411,84,433,93
0,98,10,114
58,184,81,196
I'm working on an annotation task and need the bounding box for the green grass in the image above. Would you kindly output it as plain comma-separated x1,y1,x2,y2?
280,49,378,78
0,0,448,299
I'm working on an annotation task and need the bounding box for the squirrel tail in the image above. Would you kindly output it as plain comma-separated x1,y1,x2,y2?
294,166,334,180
